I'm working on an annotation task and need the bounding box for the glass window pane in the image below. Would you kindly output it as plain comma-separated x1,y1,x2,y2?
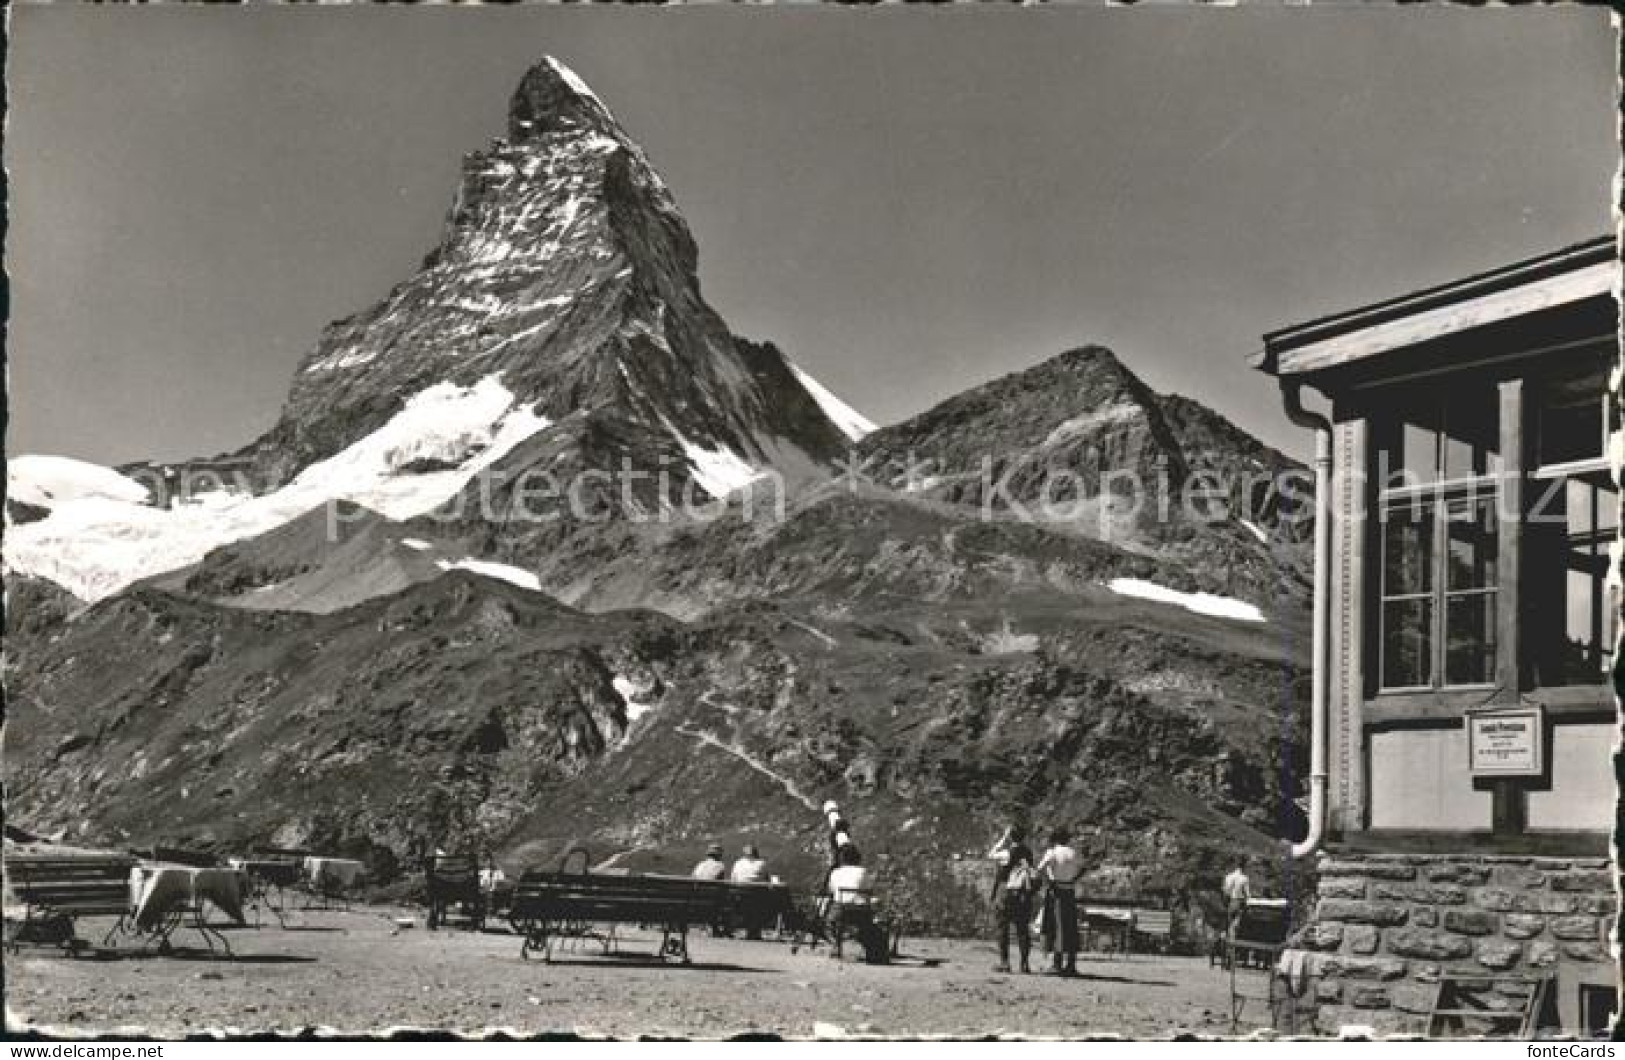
1567,476,1619,536
1444,592,1496,685
1382,500,1434,596
1401,422,1438,484
1539,357,1609,466
1383,598,1433,688
1565,567,1598,663
1544,396,1604,466
1377,406,1440,488
1531,475,1618,687
1446,497,1498,591
1566,478,1597,536
1442,386,1502,481
1598,479,1619,533
1563,543,1612,681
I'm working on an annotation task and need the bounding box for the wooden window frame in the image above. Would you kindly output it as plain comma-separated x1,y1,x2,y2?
1373,390,1504,694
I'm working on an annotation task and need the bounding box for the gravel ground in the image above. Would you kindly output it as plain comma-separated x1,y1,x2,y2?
6,905,1248,1039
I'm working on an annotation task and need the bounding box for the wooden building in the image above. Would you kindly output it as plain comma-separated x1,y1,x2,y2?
1255,236,1619,1034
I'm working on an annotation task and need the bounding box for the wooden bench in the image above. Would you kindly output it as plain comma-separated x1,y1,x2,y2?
720,880,793,939
425,854,486,932
509,865,731,963
4,853,136,954
1078,899,1136,959
143,845,218,868
1131,908,1174,954
484,870,516,918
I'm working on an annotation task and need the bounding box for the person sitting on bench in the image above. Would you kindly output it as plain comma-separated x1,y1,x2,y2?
826,844,873,960
692,844,728,882
730,843,771,940
730,844,768,884
693,843,731,936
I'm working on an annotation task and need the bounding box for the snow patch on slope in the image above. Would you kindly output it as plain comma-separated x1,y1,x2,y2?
547,57,607,112
6,376,552,601
612,675,658,726
1042,403,1144,449
8,456,152,509
1106,578,1266,623
622,384,763,501
305,348,380,374
435,557,542,592
617,363,766,499
789,363,878,442
287,376,551,518
677,435,763,499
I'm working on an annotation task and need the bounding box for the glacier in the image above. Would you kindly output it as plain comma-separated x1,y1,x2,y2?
6,375,552,602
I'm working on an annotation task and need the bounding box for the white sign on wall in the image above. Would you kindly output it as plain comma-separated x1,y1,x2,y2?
1466,704,1545,778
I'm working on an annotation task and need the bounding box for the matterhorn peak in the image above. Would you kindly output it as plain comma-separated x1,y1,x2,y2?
507,56,623,143
0,50,880,604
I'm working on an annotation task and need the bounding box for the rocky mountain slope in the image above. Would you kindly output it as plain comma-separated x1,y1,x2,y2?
4,56,1312,927
857,345,1311,607
5,561,1306,928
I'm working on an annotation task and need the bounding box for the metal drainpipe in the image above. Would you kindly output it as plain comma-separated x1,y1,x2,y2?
1281,380,1333,859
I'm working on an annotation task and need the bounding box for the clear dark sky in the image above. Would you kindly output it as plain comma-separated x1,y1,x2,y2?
6,5,1616,465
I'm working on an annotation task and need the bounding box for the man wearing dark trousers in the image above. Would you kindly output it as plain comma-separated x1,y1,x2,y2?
988,823,1036,973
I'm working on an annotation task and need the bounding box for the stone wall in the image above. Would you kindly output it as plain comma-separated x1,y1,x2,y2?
1301,852,1617,1034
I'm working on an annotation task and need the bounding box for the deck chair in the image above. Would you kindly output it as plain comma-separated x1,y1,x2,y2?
1428,974,1556,1038
827,886,890,964
425,853,486,931
1226,901,1294,1032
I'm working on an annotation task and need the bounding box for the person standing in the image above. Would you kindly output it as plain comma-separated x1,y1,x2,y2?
1036,827,1084,976
823,800,856,867
988,823,1036,974
1222,858,1252,927
1221,857,1253,967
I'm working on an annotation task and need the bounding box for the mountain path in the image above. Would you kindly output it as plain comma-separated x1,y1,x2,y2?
785,619,837,649
674,722,820,813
